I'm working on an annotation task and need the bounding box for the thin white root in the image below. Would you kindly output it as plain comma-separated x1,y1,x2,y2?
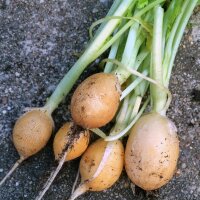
35,152,67,200
71,169,80,195
68,184,87,200
0,156,25,187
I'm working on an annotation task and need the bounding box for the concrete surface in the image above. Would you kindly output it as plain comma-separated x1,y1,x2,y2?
0,1,199,200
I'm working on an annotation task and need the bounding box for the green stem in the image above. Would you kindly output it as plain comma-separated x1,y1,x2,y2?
127,79,149,123
123,95,137,124
150,6,166,114
90,128,107,138
114,33,145,84
134,49,149,70
123,95,142,127
121,23,139,65
94,0,122,38
110,95,130,135
105,97,150,141
163,0,189,86
104,30,121,73
112,11,152,84
162,0,183,54
116,95,130,124
120,70,148,100
165,0,198,86
130,96,142,120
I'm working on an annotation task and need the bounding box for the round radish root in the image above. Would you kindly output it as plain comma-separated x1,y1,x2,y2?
71,73,121,128
80,139,124,191
0,109,54,187
13,109,54,159
53,122,90,161
35,122,90,200
125,113,179,191
69,138,124,200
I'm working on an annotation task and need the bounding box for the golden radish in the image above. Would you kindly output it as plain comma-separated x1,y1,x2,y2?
0,109,54,186
125,113,179,190
35,122,90,200
69,138,124,200
71,73,121,129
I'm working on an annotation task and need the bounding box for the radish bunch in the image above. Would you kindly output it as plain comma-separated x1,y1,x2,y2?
0,0,198,200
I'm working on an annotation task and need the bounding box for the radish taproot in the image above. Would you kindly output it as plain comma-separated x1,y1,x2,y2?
69,138,124,200
125,113,179,190
0,109,54,186
13,109,54,159
35,122,90,200
53,123,90,162
71,73,121,128
124,1,198,191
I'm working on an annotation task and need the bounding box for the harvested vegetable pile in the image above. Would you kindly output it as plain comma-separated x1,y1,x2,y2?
0,0,199,200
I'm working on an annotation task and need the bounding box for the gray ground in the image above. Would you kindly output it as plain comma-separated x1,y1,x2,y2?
0,1,199,200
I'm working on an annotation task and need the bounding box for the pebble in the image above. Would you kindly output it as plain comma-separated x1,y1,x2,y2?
15,72,20,77
181,163,187,169
15,181,19,186
92,8,98,13
7,106,11,110
2,110,7,114
0,168,3,172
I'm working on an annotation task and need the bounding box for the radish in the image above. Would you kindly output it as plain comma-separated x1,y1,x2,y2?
69,138,124,200
124,1,198,191
71,73,121,128
0,109,54,186
125,113,179,190
35,122,90,200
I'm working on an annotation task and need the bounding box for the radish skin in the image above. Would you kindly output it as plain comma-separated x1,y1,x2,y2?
13,109,54,158
53,122,90,161
69,138,124,200
71,73,121,128
0,109,54,186
125,113,179,190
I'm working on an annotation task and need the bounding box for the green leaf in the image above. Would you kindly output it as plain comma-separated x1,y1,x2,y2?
164,0,184,40
137,0,149,9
